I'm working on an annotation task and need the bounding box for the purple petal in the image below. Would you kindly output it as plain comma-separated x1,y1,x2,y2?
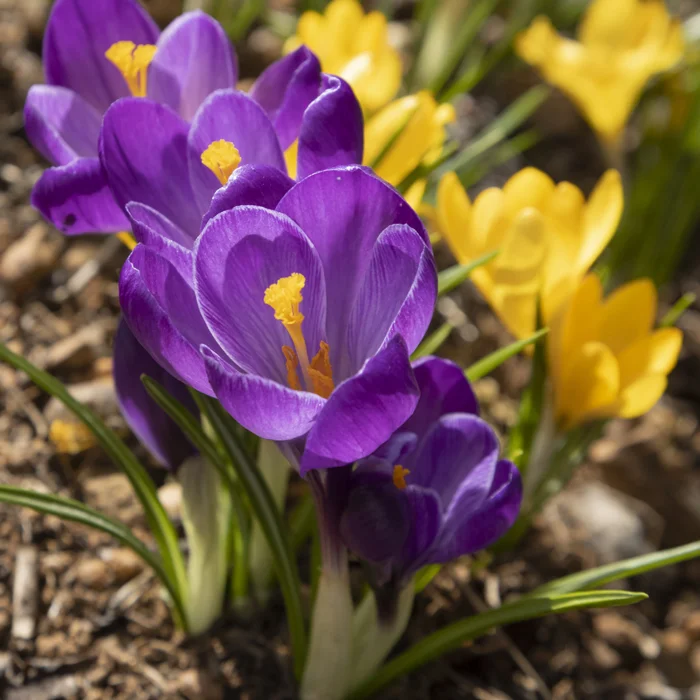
202,345,325,441
24,85,102,164
401,486,442,570
202,164,294,229
187,90,286,214
114,320,198,469
119,245,220,395
429,460,522,562
340,479,411,563
194,206,326,383
126,202,197,261
411,414,500,515
43,0,159,113
149,11,238,122
249,46,322,151
345,224,435,377
296,75,364,180
31,157,129,234
277,167,428,376
100,98,201,237
300,335,419,474
402,357,479,436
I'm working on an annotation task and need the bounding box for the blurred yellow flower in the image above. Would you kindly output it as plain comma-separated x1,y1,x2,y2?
549,274,682,429
364,91,455,209
285,0,402,113
515,0,684,143
436,167,623,340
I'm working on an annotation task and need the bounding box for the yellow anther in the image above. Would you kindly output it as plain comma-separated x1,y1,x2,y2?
282,346,302,391
392,465,410,490
116,231,137,250
201,140,242,186
105,41,157,97
309,341,334,399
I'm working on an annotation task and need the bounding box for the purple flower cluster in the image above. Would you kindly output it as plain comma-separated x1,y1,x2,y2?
26,0,521,577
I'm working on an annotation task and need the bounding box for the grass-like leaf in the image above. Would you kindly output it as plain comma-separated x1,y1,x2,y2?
465,328,548,382
661,292,696,327
532,540,700,596
348,590,646,699
0,485,186,623
0,343,188,621
437,251,498,296
411,322,454,360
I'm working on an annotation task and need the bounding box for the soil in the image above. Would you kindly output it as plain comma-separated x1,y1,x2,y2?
2,1,700,698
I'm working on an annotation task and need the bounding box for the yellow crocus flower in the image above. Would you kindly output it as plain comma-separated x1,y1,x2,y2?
364,91,455,210
436,167,623,340
285,0,402,113
549,274,682,429
515,0,684,144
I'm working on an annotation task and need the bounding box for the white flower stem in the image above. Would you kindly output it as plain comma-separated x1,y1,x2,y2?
349,581,416,692
179,456,230,636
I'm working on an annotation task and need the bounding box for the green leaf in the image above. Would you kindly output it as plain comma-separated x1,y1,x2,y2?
196,396,307,678
661,292,696,327
290,491,315,552
411,322,454,360
0,343,188,622
532,540,700,597
0,485,186,624
414,564,441,593
437,251,499,296
348,590,646,699
465,328,548,382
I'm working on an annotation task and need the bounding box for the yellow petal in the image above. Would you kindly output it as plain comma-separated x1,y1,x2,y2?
404,179,427,212
599,278,657,354
515,16,560,68
556,341,620,429
615,374,667,418
577,169,623,274
343,49,402,113
491,208,546,288
548,273,603,386
501,167,555,219
616,327,682,388
436,172,472,262
490,286,538,341
579,0,638,49
468,187,506,255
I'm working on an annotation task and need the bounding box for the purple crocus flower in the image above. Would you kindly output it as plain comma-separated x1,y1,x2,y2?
113,320,198,470
117,165,436,473
25,0,238,234
339,356,522,590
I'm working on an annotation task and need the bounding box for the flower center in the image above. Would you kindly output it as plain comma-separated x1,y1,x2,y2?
264,273,334,398
392,465,410,490
105,41,157,97
201,140,241,186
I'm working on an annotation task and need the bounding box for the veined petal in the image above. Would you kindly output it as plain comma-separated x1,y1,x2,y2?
43,0,159,113
202,164,295,229
194,206,326,383
410,414,500,513
31,158,129,235
345,224,436,377
277,166,427,371
149,11,237,122
100,98,201,236
428,459,521,563
202,345,325,442
300,335,419,474
114,321,197,470
403,357,479,436
296,74,364,180
119,246,219,395
187,89,286,214
24,86,102,164
249,46,322,151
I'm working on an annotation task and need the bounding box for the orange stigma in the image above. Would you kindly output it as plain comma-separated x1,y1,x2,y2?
393,465,410,490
